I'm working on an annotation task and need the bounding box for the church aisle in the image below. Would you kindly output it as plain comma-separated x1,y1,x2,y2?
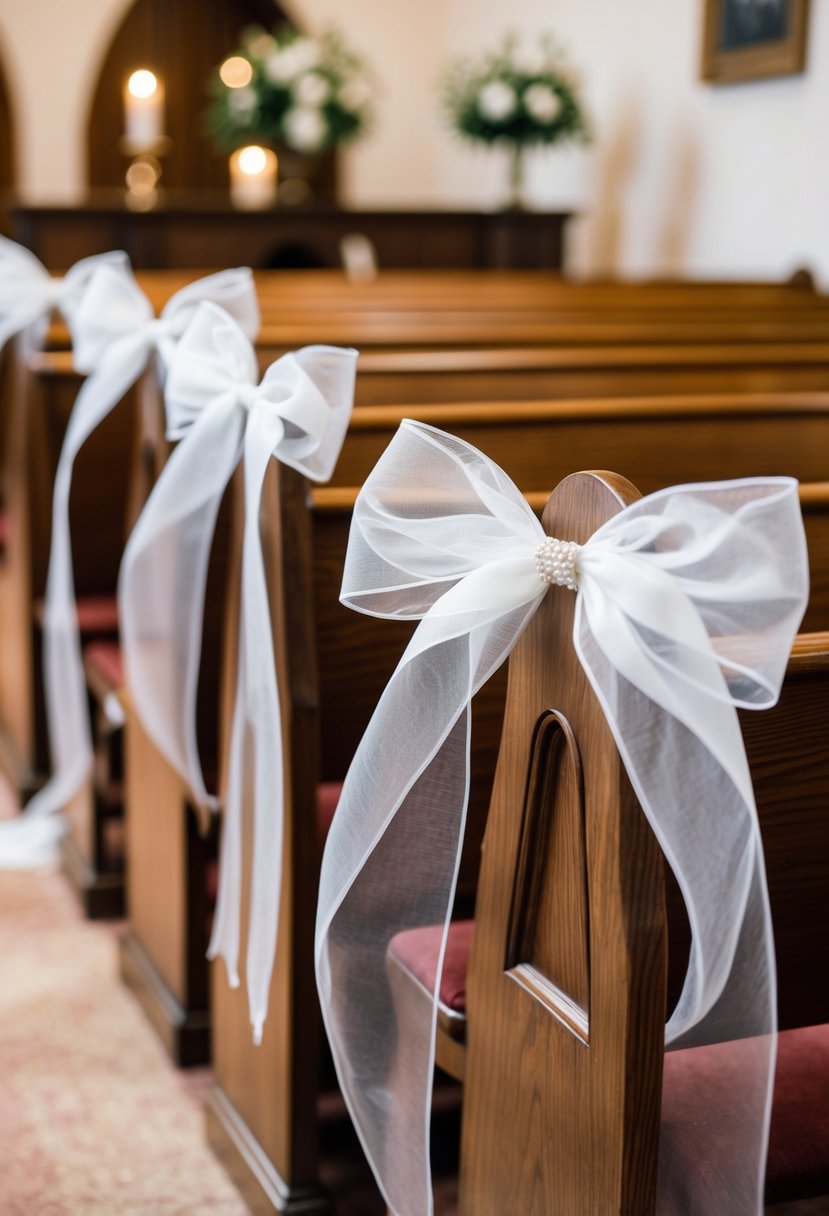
0,850,251,1215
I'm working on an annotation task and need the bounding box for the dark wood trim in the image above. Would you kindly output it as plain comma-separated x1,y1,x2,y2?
205,1087,332,1215
119,931,211,1067
60,830,124,920
4,199,570,272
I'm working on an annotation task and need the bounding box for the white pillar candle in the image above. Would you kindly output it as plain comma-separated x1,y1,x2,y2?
229,145,278,210
124,69,164,150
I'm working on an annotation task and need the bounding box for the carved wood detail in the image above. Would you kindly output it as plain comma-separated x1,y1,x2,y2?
505,709,590,1043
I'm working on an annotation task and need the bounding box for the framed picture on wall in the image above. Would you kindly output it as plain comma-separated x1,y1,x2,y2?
701,0,810,84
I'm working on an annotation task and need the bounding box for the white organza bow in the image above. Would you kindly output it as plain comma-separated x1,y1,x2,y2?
0,262,260,868
315,421,809,1216
120,301,358,1040
0,235,127,357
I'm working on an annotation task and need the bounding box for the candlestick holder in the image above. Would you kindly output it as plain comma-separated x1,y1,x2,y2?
119,137,172,211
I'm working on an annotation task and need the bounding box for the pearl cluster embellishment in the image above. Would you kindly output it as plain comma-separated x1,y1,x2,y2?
535,536,580,591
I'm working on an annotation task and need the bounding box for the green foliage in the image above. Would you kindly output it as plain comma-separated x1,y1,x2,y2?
205,25,373,155
443,33,590,149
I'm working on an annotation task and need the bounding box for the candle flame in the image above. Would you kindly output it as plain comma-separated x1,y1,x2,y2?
238,145,269,176
128,69,158,99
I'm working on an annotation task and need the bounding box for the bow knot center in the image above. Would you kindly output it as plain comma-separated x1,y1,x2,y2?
47,276,67,308
146,316,179,343
535,536,580,591
235,381,262,412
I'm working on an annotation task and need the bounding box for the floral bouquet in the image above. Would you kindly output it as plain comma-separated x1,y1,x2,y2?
443,34,589,203
206,25,373,156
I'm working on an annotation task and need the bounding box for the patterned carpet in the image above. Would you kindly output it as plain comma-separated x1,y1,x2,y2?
0,863,251,1215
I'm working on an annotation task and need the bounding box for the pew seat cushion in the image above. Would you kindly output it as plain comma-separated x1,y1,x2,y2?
663,1022,829,1204
83,641,124,691
387,920,474,1014
392,921,829,1203
317,780,343,842
35,594,119,634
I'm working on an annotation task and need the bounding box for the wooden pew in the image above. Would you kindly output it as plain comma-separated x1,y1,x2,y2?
0,335,141,913
203,430,829,1214
440,474,829,1212
16,282,821,938
118,387,829,1066
107,355,829,1035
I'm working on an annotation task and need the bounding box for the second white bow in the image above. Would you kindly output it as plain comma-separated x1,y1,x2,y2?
120,301,357,1040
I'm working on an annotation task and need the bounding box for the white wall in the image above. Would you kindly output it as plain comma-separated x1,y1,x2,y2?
1,0,827,281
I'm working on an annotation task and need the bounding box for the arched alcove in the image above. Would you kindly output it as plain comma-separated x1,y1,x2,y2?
86,0,336,195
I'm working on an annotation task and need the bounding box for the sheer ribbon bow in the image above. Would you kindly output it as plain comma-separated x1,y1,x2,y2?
119,301,357,1040
315,420,809,1216
0,235,127,356
1,262,259,868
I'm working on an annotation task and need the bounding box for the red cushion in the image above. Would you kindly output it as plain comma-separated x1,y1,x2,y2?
663,1023,829,1204
387,920,474,1013
766,1023,829,1198
388,919,829,1201
316,780,343,843
34,594,119,634
84,640,124,689
205,857,219,907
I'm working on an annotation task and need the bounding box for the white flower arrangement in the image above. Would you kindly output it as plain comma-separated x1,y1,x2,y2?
443,33,589,174
206,25,373,156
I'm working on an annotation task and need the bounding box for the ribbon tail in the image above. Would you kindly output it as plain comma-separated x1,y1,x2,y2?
316,600,538,1216
208,417,286,1041
207,675,245,992
119,393,244,811
573,592,775,1216
0,337,150,869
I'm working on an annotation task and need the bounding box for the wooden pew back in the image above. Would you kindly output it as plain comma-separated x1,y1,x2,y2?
458,470,829,1213
351,344,829,404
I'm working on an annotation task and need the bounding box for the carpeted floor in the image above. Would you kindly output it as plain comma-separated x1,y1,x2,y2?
0,864,251,1215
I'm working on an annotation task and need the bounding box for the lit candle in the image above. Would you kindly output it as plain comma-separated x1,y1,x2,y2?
124,69,164,150
229,145,278,210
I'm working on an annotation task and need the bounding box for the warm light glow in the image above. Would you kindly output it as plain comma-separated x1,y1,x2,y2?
220,56,254,89
237,145,269,176
125,155,161,195
229,145,278,210
127,69,158,99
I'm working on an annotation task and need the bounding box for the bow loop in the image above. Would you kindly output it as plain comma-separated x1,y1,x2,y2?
0,236,54,334
69,264,260,378
69,262,154,373
0,237,129,354
163,300,261,438
155,267,259,371
251,344,358,482
341,419,543,620
164,302,356,478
